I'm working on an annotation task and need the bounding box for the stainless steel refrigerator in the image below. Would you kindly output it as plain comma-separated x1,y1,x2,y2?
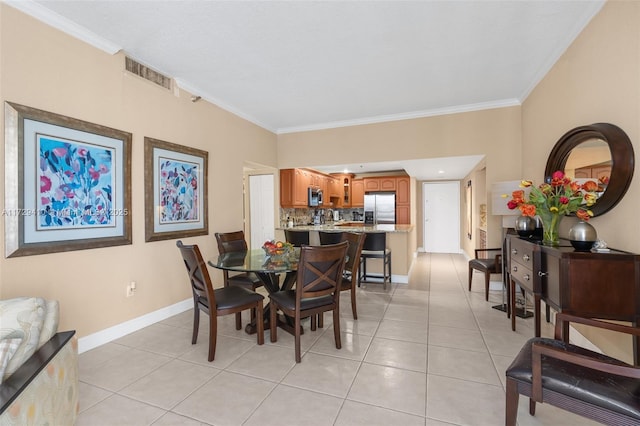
364,192,396,224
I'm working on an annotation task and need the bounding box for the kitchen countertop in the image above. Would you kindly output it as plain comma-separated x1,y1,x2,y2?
276,222,413,233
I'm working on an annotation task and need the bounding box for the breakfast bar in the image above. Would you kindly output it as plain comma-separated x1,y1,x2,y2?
275,223,414,283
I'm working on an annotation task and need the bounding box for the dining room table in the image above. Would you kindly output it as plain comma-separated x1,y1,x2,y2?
208,248,301,336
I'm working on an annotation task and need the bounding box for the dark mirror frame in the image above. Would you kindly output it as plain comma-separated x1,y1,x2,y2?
545,123,634,217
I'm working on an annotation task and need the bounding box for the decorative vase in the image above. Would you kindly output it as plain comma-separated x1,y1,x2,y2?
514,215,536,238
569,221,597,252
538,210,563,246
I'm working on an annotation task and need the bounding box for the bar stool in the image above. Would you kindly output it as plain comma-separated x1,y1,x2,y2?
359,232,391,289
284,229,310,247
319,231,343,245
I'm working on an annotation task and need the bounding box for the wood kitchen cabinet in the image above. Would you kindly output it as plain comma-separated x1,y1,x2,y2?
507,234,640,363
351,179,364,207
395,177,410,224
363,178,380,192
280,168,312,208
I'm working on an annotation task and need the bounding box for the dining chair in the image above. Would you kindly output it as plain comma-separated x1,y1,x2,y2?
269,241,348,362
468,247,502,301
176,240,264,362
318,231,343,245
339,232,366,320
506,312,640,425
359,232,391,289
215,231,263,329
284,229,310,247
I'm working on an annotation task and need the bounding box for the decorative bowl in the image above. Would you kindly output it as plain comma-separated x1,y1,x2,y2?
570,240,595,252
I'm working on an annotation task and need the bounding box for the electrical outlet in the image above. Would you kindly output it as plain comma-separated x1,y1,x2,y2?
126,283,135,298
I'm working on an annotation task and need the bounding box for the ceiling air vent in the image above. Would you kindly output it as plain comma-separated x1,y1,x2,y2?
125,57,172,90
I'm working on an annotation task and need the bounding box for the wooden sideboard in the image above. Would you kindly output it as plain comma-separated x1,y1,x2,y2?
507,234,640,363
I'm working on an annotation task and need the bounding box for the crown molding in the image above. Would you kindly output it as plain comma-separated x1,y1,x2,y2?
276,99,522,134
5,0,121,54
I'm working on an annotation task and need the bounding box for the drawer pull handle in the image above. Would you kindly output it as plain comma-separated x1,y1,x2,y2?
524,274,530,281
538,271,548,277
511,249,518,255
523,254,530,261
512,266,518,272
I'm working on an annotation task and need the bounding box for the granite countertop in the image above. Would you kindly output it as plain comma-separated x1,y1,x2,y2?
277,222,413,233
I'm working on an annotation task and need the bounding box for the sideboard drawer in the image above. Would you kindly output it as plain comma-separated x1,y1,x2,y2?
510,260,534,293
509,237,535,268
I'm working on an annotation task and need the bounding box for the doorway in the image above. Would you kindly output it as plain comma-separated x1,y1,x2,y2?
423,181,461,253
248,174,275,249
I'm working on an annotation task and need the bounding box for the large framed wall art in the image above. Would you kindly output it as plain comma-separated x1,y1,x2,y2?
144,137,208,242
4,102,132,257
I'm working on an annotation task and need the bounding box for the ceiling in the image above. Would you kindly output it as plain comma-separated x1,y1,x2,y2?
8,0,605,180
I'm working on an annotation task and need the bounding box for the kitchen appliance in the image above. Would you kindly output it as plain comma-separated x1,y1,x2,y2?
364,192,396,224
308,187,323,207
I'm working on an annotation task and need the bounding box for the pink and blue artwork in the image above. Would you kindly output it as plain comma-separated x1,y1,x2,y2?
38,136,115,228
158,158,200,223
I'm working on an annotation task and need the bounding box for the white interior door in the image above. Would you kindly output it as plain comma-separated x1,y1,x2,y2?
423,181,461,253
249,174,274,248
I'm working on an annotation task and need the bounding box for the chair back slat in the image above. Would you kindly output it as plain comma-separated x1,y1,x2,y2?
177,240,216,305
340,232,365,276
285,229,310,247
363,232,386,251
296,241,348,301
215,231,248,254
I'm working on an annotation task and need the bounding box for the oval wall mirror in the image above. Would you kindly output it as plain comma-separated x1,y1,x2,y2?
545,123,634,217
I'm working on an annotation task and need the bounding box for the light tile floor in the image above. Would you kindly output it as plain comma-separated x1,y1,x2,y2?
77,253,601,426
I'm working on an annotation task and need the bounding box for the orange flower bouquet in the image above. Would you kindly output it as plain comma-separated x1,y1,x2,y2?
506,171,599,245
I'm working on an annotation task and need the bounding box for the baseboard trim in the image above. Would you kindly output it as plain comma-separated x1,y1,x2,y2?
78,299,192,354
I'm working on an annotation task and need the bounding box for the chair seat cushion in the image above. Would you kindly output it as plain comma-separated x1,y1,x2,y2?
269,290,333,312
228,272,262,288
506,337,640,420
469,258,497,272
361,249,391,258
214,285,264,310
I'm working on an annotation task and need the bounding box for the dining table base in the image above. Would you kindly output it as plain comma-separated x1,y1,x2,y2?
244,270,302,336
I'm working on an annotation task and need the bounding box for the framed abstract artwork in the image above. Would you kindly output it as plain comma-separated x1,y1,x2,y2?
4,102,132,257
144,137,208,242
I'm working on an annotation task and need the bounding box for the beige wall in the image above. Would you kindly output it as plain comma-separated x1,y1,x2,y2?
3,1,639,362
0,5,278,338
522,0,640,362
278,107,522,250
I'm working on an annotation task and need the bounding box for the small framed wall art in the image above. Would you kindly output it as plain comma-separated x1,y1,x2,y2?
144,137,208,242
4,102,132,257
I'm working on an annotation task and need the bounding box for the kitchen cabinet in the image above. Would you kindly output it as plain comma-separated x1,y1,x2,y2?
280,168,313,208
396,177,410,204
395,177,410,224
364,178,380,192
341,175,352,207
507,234,640,363
379,177,396,191
351,179,364,207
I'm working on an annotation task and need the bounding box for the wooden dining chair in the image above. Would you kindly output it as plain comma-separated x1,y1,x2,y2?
506,312,640,425
339,232,366,320
468,248,502,301
215,231,262,329
269,241,348,362
176,240,264,362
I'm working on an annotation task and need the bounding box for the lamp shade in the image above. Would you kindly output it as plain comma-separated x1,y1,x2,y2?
491,180,525,216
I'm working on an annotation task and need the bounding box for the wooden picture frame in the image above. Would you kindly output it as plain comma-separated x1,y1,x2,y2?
4,102,132,257
144,137,208,242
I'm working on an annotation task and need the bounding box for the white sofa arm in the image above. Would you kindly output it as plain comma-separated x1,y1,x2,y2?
0,331,78,425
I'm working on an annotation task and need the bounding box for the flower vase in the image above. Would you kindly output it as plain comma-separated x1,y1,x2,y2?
538,210,563,246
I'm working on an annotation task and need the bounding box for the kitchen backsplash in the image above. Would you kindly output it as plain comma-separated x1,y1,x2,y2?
279,207,364,227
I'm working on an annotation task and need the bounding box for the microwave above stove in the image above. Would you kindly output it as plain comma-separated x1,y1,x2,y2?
308,187,323,207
